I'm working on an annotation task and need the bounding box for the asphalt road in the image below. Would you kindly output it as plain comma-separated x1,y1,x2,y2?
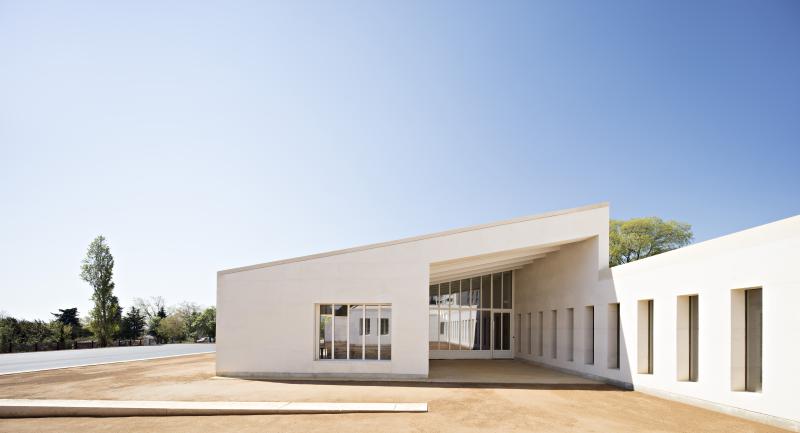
0,343,216,375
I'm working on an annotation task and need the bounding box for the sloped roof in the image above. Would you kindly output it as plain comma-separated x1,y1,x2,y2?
218,202,609,275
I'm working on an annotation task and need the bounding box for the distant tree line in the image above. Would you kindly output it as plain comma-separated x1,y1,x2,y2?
0,235,215,353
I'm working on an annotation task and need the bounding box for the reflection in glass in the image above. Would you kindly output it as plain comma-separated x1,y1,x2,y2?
493,312,501,350
460,279,470,306
492,274,502,309
472,311,481,350
481,275,491,308
481,311,490,350
502,312,511,350
427,271,514,353
365,305,379,359
471,277,481,307
502,272,512,309
348,305,363,360
319,307,332,360
450,308,460,349
451,280,460,307
379,306,391,360
334,304,348,359
440,282,450,306
429,289,439,350
429,284,438,305
440,310,449,350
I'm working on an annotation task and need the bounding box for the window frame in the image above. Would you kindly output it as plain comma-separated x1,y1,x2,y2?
315,303,391,361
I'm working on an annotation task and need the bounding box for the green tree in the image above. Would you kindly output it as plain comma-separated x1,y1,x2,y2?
0,315,21,352
148,306,168,344
120,307,147,340
157,314,186,343
609,217,693,266
18,319,54,346
80,235,121,347
51,307,80,345
191,307,216,340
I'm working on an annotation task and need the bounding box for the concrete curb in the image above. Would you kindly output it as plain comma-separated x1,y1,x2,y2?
0,399,428,418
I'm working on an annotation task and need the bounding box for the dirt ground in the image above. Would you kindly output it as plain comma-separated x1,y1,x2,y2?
0,354,786,433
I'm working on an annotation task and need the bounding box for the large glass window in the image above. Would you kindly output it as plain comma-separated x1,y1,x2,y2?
430,271,513,352
316,303,391,361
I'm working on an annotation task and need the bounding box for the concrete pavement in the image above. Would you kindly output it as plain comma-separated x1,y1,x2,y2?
0,344,215,375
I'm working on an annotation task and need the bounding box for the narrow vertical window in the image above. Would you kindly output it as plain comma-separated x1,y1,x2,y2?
585,306,594,365
689,295,699,382
527,312,532,355
677,295,698,381
537,311,544,356
516,313,521,353
745,288,762,392
567,308,574,362
551,310,558,359
637,299,654,374
732,288,762,392
608,303,620,369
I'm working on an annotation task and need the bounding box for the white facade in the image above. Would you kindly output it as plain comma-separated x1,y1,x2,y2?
217,203,799,429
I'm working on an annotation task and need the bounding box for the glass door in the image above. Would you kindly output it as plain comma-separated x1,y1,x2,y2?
490,271,513,359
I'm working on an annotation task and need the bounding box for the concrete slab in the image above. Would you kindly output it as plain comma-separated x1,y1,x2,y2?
0,399,428,418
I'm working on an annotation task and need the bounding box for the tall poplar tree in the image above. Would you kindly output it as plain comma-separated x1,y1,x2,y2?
80,235,120,347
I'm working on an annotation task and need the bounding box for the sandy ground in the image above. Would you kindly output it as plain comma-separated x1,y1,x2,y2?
0,353,786,433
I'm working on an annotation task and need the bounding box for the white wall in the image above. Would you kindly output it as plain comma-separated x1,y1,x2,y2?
514,237,628,384
613,215,800,426
216,204,609,379
514,215,800,428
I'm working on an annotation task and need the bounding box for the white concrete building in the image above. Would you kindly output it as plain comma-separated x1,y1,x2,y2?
217,203,799,430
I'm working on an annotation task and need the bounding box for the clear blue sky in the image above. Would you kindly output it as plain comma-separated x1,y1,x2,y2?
1,1,798,320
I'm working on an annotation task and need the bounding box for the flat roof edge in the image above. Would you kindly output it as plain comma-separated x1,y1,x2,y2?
611,213,800,272
218,201,609,275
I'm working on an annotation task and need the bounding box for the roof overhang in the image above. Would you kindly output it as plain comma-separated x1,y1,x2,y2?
429,238,590,284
